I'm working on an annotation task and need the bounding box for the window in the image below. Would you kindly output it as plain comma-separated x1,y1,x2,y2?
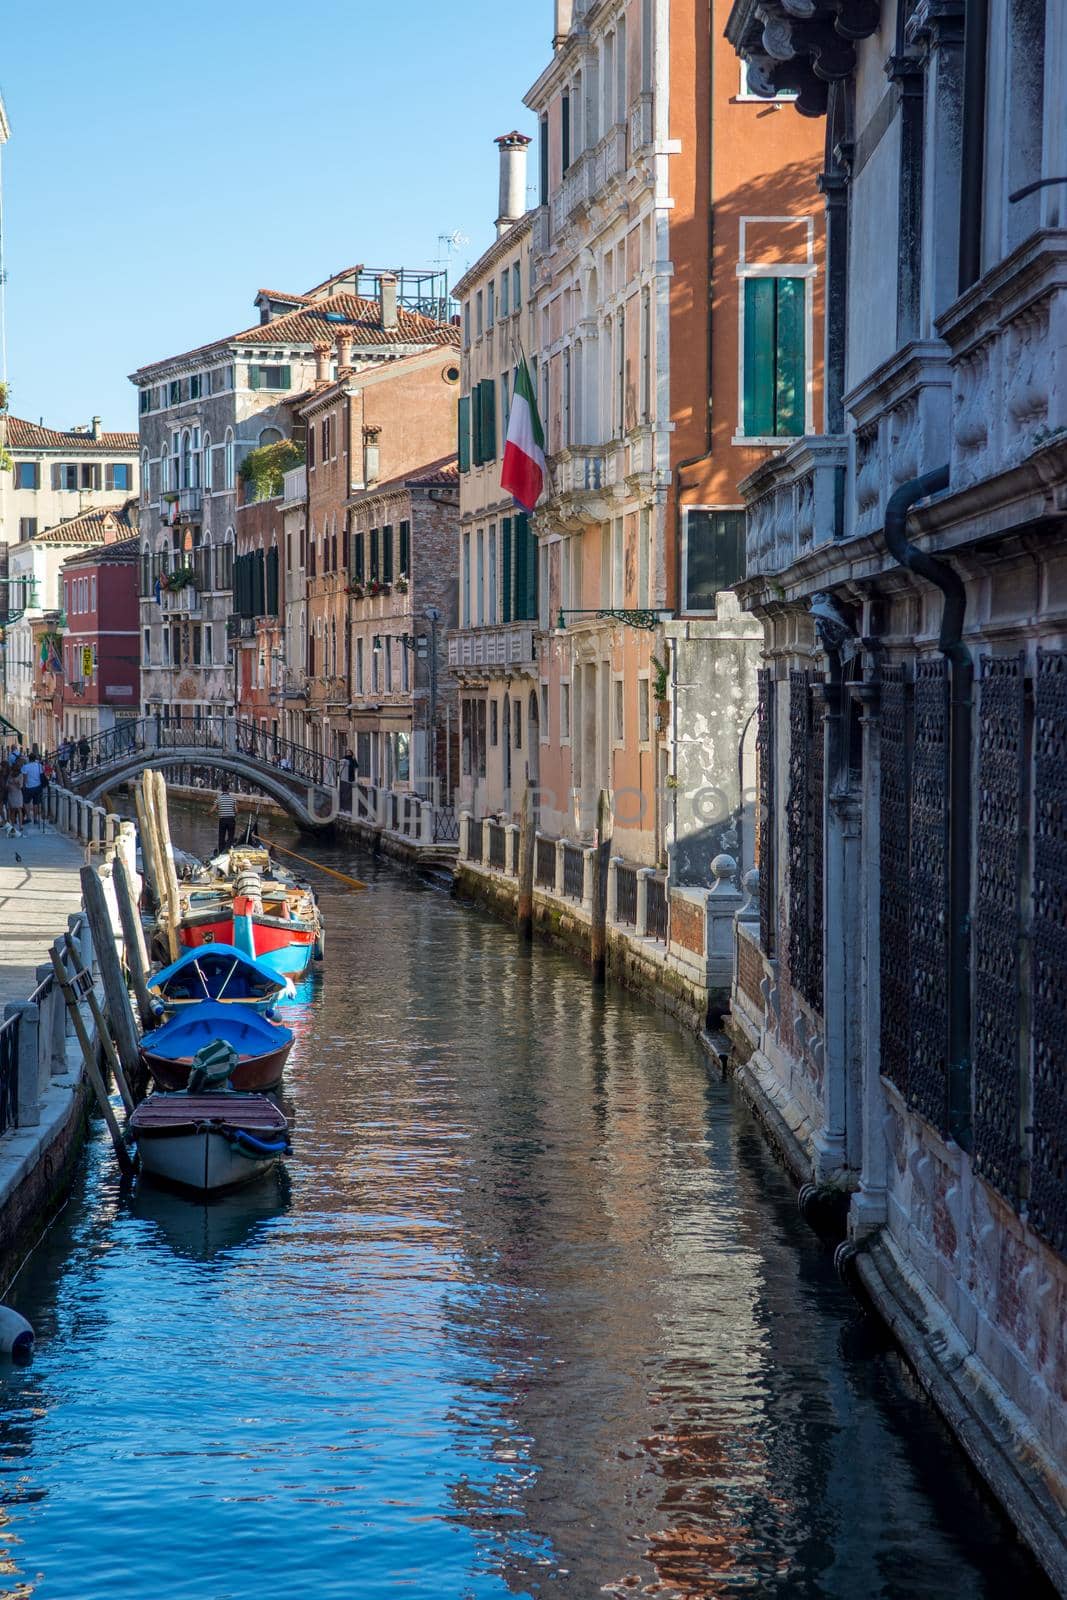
462,530,471,625
562,92,571,173
205,625,214,665
307,424,316,470
372,639,380,692
476,291,484,337
399,520,410,578
741,276,806,438
488,526,498,625
143,628,151,665
169,380,180,406
490,700,499,747
638,507,651,608
487,281,495,329
224,430,236,489
463,302,471,349
18,518,37,541
356,636,365,694
501,370,510,437
638,677,650,744
401,644,410,693
612,517,624,606
81,462,101,491
354,530,365,582
14,462,38,490
382,525,393,584
540,681,549,733
539,116,549,206
322,415,332,459
613,678,625,743
370,527,380,581
384,635,393,690
52,463,78,491
500,269,510,320
139,389,151,415
683,509,746,613
190,374,202,400
90,576,96,611
561,680,571,740
738,60,798,101
203,435,213,490
513,262,521,310
640,287,652,421
476,530,485,625
248,364,291,390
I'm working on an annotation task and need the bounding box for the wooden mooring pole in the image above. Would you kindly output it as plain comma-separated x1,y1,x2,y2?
516,784,535,942
49,944,135,1176
113,854,156,1030
79,866,143,1104
590,789,612,986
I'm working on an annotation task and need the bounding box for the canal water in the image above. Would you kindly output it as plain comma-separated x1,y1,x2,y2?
0,808,1052,1599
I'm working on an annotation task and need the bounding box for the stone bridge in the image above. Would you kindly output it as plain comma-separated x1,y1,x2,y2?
63,716,340,830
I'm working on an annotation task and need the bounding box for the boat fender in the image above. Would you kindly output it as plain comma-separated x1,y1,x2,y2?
0,1306,35,1363
229,1128,292,1157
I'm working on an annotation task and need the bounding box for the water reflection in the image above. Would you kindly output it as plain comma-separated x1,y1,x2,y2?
0,806,1053,1599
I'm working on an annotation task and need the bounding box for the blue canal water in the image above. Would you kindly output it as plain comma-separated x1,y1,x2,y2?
0,813,1053,1599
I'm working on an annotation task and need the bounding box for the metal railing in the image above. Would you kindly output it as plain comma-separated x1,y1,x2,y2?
65,714,340,791
536,835,556,888
647,874,669,944
434,806,460,844
616,864,638,927
0,1010,19,1137
562,843,585,901
487,821,507,871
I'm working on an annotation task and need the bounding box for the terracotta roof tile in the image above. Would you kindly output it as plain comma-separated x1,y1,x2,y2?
34,503,134,546
130,292,458,380
350,455,459,501
4,416,139,452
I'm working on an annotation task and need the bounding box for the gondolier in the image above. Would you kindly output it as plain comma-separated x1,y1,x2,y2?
215,781,237,853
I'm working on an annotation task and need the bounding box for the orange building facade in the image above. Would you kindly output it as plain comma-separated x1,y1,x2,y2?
522,0,824,876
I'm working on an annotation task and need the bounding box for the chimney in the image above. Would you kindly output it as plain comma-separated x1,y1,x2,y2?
314,343,332,384
378,274,398,333
336,330,354,370
495,132,531,237
363,425,381,486
554,0,573,49
91,416,102,440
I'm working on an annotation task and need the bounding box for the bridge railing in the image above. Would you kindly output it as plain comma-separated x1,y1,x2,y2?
63,715,340,791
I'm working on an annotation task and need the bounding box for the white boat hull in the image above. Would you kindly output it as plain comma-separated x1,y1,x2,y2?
137,1129,280,1193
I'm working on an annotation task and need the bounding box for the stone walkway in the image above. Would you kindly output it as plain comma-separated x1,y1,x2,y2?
0,821,85,1005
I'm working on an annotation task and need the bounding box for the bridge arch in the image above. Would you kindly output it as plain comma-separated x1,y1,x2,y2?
73,750,338,830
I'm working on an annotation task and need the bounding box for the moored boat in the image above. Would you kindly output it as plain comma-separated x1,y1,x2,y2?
176,852,323,980
147,944,295,1016
139,1002,294,1092
130,1092,290,1194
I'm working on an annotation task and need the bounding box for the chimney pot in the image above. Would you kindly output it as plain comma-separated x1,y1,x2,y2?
554,0,573,48
91,416,102,440
494,132,532,238
314,344,332,383
336,331,354,369
378,274,398,333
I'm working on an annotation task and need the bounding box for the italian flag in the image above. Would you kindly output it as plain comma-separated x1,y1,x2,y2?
501,356,546,513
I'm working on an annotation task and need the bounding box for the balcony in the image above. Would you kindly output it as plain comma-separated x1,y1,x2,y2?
630,94,653,156
226,614,257,642
179,486,202,520
936,230,1067,496
845,340,952,541
448,623,536,674
549,444,621,527
740,435,848,577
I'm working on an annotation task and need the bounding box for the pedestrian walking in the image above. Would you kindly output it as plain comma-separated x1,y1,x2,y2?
214,781,237,855
21,747,43,828
77,736,91,772
5,762,25,837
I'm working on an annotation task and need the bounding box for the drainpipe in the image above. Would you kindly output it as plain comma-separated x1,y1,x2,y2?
958,0,989,294
884,465,972,1150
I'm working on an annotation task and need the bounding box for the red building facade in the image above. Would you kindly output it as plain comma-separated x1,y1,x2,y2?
59,535,140,741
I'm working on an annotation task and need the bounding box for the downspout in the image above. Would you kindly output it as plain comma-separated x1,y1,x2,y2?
884,466,972,1149
958,0,989,294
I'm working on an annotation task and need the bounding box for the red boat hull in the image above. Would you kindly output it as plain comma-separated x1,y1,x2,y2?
142,1041,292,1094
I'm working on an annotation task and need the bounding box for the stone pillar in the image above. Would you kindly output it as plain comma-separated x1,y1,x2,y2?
6,1001,41,1128
505,824,520,876
914,1,965,330
481,818,492,867
817,163,851,434
815,789,864,1184
458,811,473,861
636,867,654,938
581,846,595,912
607,856,622,925
37,962,66,1076
704,854,743,989
420,804,434,847
554,839,566,897
104,813,118,853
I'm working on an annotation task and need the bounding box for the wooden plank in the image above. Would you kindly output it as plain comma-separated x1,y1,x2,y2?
151,771,181,963
49,945,135,1177
63,932,134,1116
516,783,534,942
590,789,612,986
133,779,162,909
79,866,143,1099
113,854,156,1031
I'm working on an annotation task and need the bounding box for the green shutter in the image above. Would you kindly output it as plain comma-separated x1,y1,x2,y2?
355,532,365,581
481,379,497,462
472,387,484,467
383,525,394,582
279,364,292,390
501,518,513,624
399,520,410,576
458,395,471,473
266,546,280,615
743,278,776,438
513,515,527,620
775,278,805,436
518,514,536,621
248,366,260,390
370,528,379,580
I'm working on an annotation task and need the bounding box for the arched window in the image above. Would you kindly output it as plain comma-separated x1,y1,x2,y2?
224,429,235,490
160,445,169,498
180,430,193,489
202,433,213,491
259,426,283,447
220,527,235,593
141,449,150,505
201,530,213,592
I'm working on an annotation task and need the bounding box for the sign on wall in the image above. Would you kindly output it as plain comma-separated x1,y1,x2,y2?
81,647,94,679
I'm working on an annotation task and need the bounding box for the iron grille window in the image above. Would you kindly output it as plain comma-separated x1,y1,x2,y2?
1031,650,1067,1253
684,510,746,613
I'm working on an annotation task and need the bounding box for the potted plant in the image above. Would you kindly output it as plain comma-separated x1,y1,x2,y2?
395,575,409,594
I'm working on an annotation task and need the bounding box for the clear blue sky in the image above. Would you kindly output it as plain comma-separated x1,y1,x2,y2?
2,0,547,432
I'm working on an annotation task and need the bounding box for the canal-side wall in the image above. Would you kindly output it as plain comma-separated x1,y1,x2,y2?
0,792,109,1299
727,919,1067,1593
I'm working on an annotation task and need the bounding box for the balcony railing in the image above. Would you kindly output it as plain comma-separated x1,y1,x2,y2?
740,435,848,576
179,486,203,520
282,465,307,505
448,623,536,672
